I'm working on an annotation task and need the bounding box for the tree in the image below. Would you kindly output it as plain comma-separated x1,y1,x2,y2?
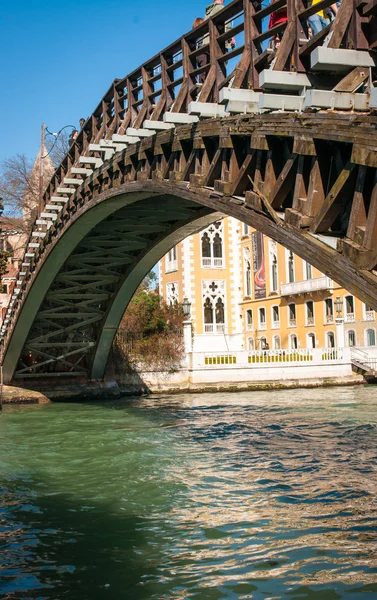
45,129,70,168
0,199,10,281
0,154,38,226
0,144,55,229
114,272,185,372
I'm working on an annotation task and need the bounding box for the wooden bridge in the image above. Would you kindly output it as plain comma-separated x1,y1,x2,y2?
2,0,377,384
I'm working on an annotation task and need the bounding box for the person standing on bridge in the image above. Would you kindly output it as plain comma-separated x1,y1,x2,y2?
204,0,236,51
307,0,338,37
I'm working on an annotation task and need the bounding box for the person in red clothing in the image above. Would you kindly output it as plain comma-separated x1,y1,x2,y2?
268,0,288,49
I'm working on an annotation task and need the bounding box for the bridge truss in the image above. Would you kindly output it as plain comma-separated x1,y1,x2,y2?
2,0,377,383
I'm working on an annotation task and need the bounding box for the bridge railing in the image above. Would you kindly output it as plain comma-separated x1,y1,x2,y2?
43,0,371,209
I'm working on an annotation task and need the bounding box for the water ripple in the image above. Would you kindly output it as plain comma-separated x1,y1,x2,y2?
1,386,377,598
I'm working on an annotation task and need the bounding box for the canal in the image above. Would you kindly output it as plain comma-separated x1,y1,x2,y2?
1,386,377,599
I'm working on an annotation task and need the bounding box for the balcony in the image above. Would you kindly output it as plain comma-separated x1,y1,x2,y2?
246,322,254,331
325,314,334,324
204,323,226,334
345,312,355,323
259,322,266,330
288,318,297,327
306,316,315,326
364,310,375,321
281,276,333,296
272,320,280,329
202,257,224,268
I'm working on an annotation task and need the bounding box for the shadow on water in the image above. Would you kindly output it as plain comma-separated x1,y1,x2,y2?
0,481,165,600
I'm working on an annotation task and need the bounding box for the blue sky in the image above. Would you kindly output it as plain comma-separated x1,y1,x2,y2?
0,0,213,163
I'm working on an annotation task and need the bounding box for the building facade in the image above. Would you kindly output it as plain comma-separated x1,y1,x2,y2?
159,217,377,353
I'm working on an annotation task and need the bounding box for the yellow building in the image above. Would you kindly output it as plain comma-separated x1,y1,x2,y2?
159,217,377,353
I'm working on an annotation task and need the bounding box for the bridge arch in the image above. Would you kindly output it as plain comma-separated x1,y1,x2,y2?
3,114,377,384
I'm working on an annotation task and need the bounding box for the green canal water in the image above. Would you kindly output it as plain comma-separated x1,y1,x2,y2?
1,387,377,599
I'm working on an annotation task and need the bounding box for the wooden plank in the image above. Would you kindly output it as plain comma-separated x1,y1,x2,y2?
273,21,296,72
363,0,377,16
268,154,298,208
293,136,316,156
351,144,377,168
292,155,307,211
230,149,256,195
232,48,251,88
198,65,216,103
363,175,377,250
253,21,288,45
333,66,369,92
346,164,367,241
309,161,357,232
203,148,223,187
328,0,354,49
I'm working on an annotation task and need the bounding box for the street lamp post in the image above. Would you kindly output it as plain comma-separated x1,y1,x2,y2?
335,295,345,348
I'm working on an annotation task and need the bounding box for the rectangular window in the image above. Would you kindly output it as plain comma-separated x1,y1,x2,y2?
246,309,253,330
306,300,314,325
345,296,355,323
242,222,249,236
0,283,8,294
166,246,178,273
345,296,354,313
288,303,296,327
272,305,280,328
288,252,295,283
305,262,312,280
245,265,252,297
259,307,266,330
325,298,333,323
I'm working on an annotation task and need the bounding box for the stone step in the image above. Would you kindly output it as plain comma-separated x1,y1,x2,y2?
41,212,57,220
163,112,199,124
71,167,93,176
311,47,374,72
56,187,75,194
50,196,69,203
79,156,103,168
143,120,174,130
304,89,368,111
258,93,304,112
63,178,82,186
259,69,311,90
45,204,63,211
31,232,46,238
112,134,139,144
99,140,126,152
126,127,154,137
88,144,115,159
219,88,260,104
188,101,227,117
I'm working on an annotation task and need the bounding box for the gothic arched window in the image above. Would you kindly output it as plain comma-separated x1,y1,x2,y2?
271,255,278,292
201,232,211,258
215,298,225,324
201,221,224,267
204,298,213,324
213,233,222,258
288,251,294,283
